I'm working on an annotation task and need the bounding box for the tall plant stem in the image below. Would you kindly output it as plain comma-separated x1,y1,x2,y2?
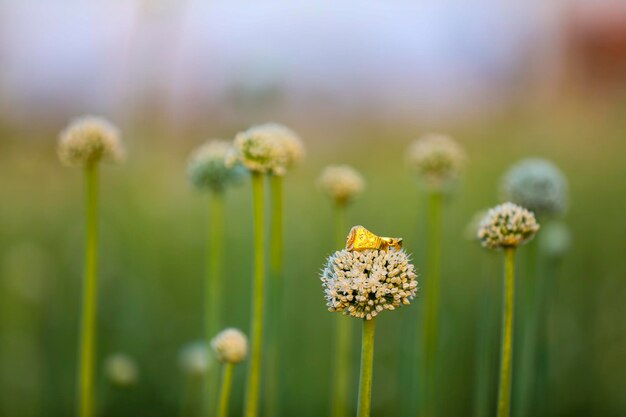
244,172,266,417
497,248,516,417
77,162,99,417
217,363,235,417
266,174,284,417
206,192,225,414
535,257,559,417
331,203,351,417
473,259,498,417
422,191,443,416
515,239,539,417
357,318,376,417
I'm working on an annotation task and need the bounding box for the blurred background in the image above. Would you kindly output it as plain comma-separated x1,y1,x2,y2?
1,0,625,416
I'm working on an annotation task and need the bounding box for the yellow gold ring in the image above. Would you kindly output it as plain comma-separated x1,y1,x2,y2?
346,225,403,251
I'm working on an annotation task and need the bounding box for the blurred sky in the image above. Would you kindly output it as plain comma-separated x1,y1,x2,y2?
0,0,621,128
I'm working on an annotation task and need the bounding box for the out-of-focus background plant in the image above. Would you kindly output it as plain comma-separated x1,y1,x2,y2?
1,1,625,416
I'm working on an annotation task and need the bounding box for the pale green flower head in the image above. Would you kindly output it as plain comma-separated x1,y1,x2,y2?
320,248,419,320
58,116,124,166
263,123,305,171
178,341,210,377
501,158,568,218
407,133,466,191
540,221,571,259
104,353,139,387
187,139,246,193
477,202,540,250
211,328,248,364
318,165,365,205
232,123,302,175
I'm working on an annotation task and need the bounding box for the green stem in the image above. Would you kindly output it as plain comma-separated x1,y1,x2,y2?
206,192,225,415
516,240,538,417
335,202,347,249
77,162,99,417
331,202,351,417
244,172,266,417
497,248,516,417
217,363,235,417
357,318,376,417
535,258,559,417
266,174,284,417
422,191,443,415
473,260,498,417
179,375,203,417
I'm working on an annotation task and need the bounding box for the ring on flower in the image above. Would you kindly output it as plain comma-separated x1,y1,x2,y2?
346,225,403,251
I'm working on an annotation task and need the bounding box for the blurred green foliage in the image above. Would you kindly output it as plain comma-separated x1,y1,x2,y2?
1,104,625,416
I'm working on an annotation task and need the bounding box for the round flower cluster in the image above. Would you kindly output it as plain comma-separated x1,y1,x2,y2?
407,133,465,190
211,328,248,364
540,221,571,259
318,165,365,205
231,123,303,175
104,353,139,387
178,341,210,377
477,202,540,249
501,158,568,217
320,248,418,320
58,116,124,166
187,139,246,192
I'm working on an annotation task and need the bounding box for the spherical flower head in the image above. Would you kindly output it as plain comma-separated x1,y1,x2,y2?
178,341,210,377
232,123,301,175
187,139,246,193
540,221,571,259
320,248,418,320
318,165,365,205
104,353,139,387
477,202,540,249
262,123,305,171
211,328,248,364
407,133,465,190
501,158,568,217
58,116,124,166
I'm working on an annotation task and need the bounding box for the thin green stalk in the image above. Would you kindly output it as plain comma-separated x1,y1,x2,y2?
473,261,498,417
244,172,266,417
266,174,284,417
217,363,235,417
331,202,351,417
497,248,516,417
206,192,225,415
357,318,376,417
516,240,539,417
179,375,203,417
77,162,99,417
535,257,559,417
421,191,443,416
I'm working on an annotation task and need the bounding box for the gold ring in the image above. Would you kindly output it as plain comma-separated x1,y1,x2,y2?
346,225,403,251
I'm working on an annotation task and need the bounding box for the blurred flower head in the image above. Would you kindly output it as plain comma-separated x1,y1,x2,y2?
263,123,305,171
211,328,248,364
187,139,246,193
231,123,302,175
477,202,540,249
501,158,568,217
318,165,365,205
464,210,487,241
540,221,571,259
321,248,418,320
104,353,139,387
407,133,465,191
58,116,124,166
178,341,210,377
